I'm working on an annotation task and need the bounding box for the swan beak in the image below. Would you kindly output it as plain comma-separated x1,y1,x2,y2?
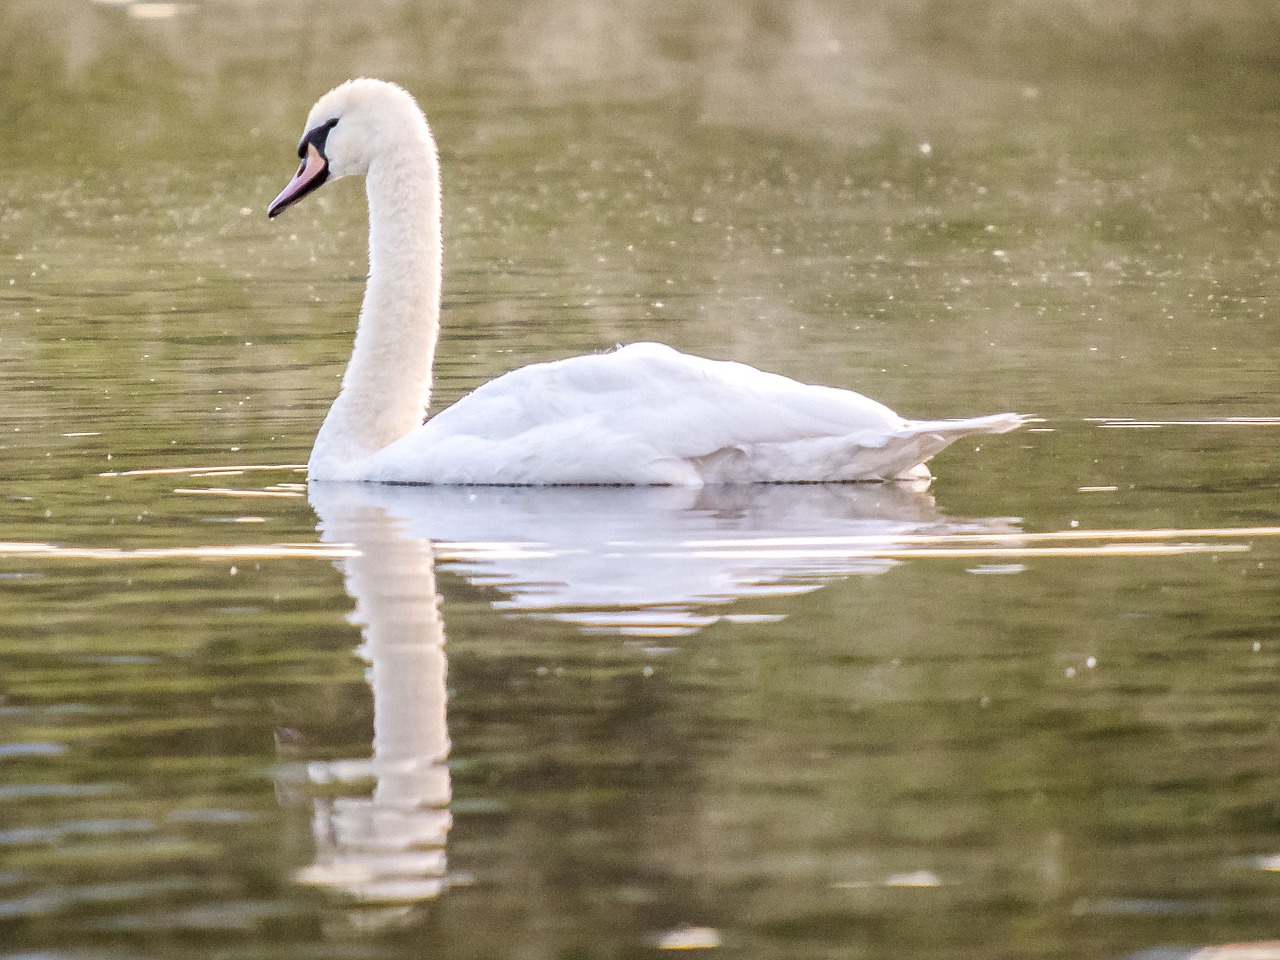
267,142,329,218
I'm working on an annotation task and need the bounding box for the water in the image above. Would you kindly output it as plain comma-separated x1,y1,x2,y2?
3,2,1280,958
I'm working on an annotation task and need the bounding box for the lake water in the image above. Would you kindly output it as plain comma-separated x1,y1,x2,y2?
3,2,1280,958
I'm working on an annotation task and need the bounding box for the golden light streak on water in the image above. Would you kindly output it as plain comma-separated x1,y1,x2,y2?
0,543,357,561
1090,417,1280,428
686,526,1280,549
680,543,1248,560
435,542,562,560
172,487,305,498
4,496,1272,564
99,464,307,477
0,539,1249,563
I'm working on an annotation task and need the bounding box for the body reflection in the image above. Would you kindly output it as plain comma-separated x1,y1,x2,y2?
292,481,1018,923
311,481,1019,635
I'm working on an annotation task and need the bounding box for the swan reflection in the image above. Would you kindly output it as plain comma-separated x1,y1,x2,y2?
311,481,1018,635
293,482,1018,917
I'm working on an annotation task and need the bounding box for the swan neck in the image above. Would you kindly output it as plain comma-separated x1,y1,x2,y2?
311,136,443,477
358,154,443,403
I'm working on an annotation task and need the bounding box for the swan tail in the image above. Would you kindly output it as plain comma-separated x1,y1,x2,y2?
900,412,1033,437
871,413,1032,477
709,412,1032,483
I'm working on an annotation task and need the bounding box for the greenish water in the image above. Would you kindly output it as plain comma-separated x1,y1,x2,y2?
2,2,1280,958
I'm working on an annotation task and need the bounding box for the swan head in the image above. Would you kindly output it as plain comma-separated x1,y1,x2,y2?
267,78,431,218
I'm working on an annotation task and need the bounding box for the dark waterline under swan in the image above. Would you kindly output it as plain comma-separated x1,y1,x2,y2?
268,78,1027,486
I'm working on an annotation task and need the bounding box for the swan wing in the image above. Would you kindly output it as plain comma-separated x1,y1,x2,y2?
361,343,1024,485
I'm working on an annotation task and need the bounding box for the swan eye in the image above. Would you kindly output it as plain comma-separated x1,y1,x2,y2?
296,118,340,159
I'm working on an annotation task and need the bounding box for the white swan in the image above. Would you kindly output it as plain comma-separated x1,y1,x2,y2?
269,78,1027,486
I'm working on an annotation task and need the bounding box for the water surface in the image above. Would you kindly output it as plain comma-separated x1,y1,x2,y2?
2,3,1280,958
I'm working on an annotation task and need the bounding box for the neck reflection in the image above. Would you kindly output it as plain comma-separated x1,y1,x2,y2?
294,490,451,916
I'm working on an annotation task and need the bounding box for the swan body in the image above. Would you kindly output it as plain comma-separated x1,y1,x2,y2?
269,79,1026,486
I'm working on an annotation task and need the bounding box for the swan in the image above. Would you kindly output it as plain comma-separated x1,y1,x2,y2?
268,78,1027,485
